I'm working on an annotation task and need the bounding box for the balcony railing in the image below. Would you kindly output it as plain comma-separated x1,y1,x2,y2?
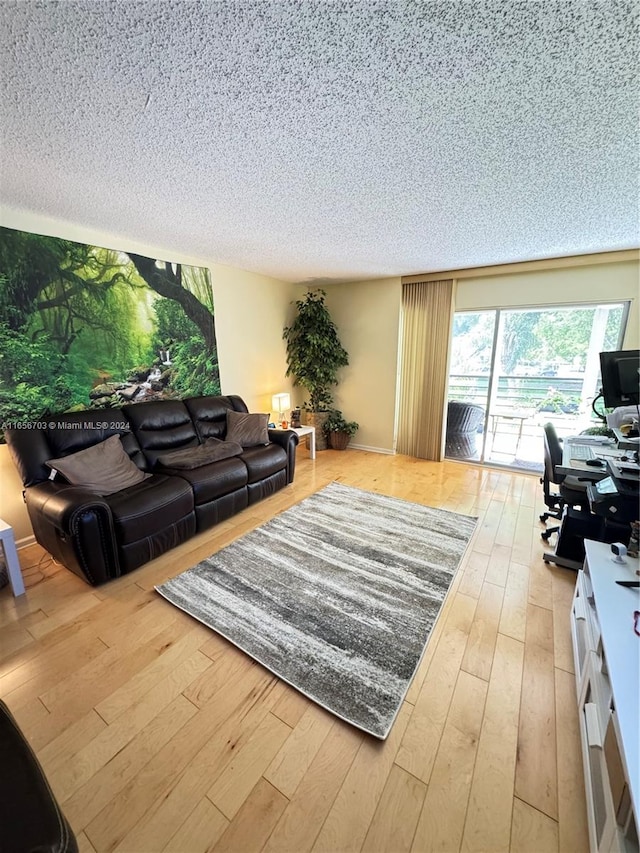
446,373,600,471
448,373,585,412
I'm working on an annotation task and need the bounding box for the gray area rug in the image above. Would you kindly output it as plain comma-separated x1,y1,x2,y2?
156,482,477,739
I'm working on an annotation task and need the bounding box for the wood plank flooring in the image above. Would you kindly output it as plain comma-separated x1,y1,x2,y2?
0,449,589,852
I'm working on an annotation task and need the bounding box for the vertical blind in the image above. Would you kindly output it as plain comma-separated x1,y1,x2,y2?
396,279,454,460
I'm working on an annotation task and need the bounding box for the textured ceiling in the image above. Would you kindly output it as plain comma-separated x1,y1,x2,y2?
1,0,638,283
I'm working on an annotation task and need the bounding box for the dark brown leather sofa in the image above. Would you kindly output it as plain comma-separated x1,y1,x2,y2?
5,395,298,586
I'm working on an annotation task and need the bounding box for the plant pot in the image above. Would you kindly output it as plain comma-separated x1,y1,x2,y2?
329,430,351,450
304,411,329,450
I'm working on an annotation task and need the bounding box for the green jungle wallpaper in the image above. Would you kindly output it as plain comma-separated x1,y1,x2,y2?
0,227,221,433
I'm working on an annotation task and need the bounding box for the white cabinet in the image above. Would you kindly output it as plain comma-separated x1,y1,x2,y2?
571,540,639,853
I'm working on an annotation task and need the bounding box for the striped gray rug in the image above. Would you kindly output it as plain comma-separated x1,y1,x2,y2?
156,482,477,739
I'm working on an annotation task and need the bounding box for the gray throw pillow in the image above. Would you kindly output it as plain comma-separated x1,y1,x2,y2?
225,410,270,447
46,435,150,494
156,437,244,469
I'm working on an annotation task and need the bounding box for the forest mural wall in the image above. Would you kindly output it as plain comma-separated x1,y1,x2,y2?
0,226,221,432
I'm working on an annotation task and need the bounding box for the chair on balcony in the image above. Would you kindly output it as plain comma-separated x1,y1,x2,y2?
445,401,485,458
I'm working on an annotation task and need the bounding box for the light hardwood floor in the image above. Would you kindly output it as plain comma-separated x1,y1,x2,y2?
0,449,589,853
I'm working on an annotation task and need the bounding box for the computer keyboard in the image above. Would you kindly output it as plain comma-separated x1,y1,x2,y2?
570,445,597,461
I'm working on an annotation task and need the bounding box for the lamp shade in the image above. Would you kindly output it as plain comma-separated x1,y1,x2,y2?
272,392,291,413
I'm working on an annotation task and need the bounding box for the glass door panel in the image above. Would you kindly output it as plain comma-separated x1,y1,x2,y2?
446,302,628,470
445,311,495,461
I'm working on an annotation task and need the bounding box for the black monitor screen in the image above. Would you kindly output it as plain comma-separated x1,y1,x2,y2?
599,349,640,408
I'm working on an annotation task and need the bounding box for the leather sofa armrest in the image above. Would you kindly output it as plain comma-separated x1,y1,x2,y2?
26,481,112,531
25,482,120,585
268,429,299,451
268,429,299,484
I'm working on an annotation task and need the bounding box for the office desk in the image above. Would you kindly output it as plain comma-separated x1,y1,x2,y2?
556,438,619,479
613,426,640,452
543,438,637,571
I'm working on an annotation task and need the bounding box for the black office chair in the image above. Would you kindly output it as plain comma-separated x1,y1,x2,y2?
540,422,591,541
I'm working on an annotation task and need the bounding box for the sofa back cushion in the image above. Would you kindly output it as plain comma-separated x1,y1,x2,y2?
46,410,145,465
184,395,249,442
4,395,252,488
123,400,199,466
5,408,144,488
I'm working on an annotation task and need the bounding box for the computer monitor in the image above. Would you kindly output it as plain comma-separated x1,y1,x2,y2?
599,349,640,408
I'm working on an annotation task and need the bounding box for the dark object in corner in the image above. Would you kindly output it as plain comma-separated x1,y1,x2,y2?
0,699,79,852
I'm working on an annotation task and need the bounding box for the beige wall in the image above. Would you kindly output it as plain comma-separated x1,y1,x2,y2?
320,278,402,452
0,205,296,541
455,259,639,348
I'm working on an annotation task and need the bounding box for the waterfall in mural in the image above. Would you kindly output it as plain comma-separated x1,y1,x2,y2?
0,226,221,433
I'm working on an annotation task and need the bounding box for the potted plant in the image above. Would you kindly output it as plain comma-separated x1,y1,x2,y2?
536,387,567,414
283,289,349,450
323,410,359,450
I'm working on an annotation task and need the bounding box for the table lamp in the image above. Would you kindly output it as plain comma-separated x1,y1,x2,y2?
272,392,291,427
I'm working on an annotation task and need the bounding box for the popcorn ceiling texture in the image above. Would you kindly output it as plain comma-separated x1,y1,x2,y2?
1,0,638,282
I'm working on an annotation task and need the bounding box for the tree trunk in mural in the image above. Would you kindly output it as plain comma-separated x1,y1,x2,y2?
127,254,217,352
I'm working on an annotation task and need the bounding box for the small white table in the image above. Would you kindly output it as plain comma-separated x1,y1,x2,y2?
489,410,529,455
0,519,25,596
273,425,316,460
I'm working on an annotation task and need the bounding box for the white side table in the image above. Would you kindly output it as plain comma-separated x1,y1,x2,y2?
273,425,316,460
0,519,25,596
293,425,316,460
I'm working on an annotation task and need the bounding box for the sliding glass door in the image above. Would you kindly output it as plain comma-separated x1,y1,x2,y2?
445,311,495,461
446,302,629,470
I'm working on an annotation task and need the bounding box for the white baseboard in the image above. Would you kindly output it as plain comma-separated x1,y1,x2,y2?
16,534,36,550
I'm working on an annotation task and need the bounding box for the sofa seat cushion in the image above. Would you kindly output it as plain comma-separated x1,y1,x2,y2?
241,444,288,484
159,457,248,506
104,474,194,546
